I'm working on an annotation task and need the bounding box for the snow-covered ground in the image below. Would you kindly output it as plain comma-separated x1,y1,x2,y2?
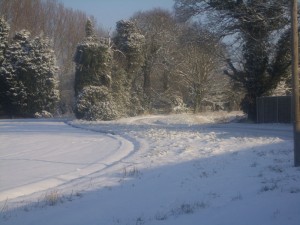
0,112,299,225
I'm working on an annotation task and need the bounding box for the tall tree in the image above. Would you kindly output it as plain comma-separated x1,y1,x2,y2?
114,20,145,78
25,34,60,115
74,19,112,96
0,17,10,113
0,29,60,116
131,9,179,111
113,20,145,115
0,17,9,64
0,0,106,114
74,19,116,120
176,24,223,113
175,0,290,120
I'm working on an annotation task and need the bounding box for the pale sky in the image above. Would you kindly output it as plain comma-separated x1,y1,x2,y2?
58,0,175,30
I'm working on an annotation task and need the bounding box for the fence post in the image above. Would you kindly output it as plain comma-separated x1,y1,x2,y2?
256,97,259,123
277,97,279,123
291,0,300,166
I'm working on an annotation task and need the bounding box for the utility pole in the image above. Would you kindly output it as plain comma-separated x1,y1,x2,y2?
292,0,300,167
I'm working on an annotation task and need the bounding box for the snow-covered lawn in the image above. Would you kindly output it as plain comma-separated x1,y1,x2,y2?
0,112,299,225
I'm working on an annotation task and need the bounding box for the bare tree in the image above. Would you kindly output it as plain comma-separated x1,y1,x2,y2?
131,9,181,111
176,25,223,113
175,0,291,120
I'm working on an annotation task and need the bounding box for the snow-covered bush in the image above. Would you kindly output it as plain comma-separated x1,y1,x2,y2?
171,96,187,113
75,86,118,121
151,90,187,114
34,110,53,118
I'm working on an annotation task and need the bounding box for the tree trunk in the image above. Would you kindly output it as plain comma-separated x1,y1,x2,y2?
143,61,151,98
193,87,202,114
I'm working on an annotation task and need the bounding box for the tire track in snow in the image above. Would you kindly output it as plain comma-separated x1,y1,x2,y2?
0,120,137,202
58,121,145,190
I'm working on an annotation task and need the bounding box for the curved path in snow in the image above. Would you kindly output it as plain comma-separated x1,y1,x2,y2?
0,115,292,204
0,119,134,202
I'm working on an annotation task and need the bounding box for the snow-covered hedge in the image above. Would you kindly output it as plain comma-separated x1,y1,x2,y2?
75,85,119,121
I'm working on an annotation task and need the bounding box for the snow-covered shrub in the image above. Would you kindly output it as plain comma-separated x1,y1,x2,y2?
75,86,118,121
34,110,53,118
171,96,187,113
151,90,186,113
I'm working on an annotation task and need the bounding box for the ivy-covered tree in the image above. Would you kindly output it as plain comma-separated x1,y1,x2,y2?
74,19,117,120
113,20,145,115
74,19,112,96
0,17,9,65
0,29,60,117
114,20,145,76
0,17,10,113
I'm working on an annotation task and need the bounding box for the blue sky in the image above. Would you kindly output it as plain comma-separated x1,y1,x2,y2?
58,0,175,29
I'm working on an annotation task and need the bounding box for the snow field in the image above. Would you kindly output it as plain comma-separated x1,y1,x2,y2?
0,112,300,225
0,120,134,202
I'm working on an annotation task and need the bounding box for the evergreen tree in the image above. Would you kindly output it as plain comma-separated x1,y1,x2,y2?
0,17,10,113
0,30,31,115
0,17,9,65
26,35,60,115
0,29,60,116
